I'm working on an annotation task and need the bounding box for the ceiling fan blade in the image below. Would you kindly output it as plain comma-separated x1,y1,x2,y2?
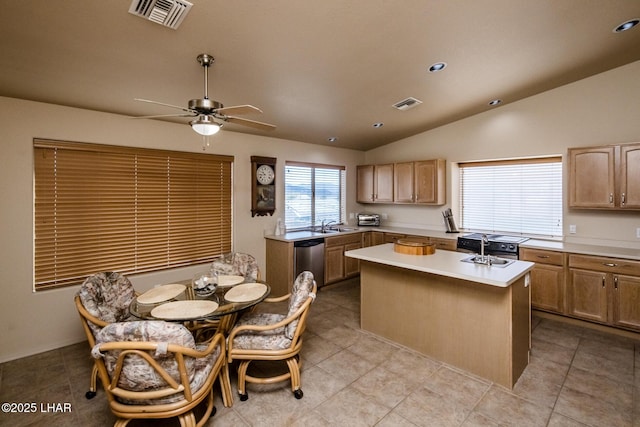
132,113,196,119
215,104,263,116
225,116,276,131
134,98,193,114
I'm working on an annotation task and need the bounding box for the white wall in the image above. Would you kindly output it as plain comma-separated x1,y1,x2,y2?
361,61,640,248
0,97,365,362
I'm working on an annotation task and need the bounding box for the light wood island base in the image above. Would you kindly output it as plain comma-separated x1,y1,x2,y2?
360,260,530,389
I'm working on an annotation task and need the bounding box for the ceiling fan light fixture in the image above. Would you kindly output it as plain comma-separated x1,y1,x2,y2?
190,115,221,135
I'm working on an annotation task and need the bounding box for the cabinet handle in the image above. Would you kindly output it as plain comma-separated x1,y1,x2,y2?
609,193,614,204
614,276,618,289
537,255,550,259
603,262,617,267
602,276,606,288
621,193,626,206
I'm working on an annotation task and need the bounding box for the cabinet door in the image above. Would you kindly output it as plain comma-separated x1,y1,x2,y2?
384,233,405,243
393,162,414,203
374,164,394,203
613,274,640,330
371,231,385,246
414,159,445,204
357,165,374,203
568,146,615,208
530,264,565,313
619,143,640,209
325,245,344,284
344,242,361,277
568,268,608,323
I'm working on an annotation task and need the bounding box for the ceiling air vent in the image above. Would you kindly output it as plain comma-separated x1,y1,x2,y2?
392,97,423,111
129,0,193,30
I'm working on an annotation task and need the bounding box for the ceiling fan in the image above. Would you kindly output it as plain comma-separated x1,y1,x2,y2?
134,53,276,136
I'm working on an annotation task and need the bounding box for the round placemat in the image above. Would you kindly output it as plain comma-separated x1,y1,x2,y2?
217,275,245,287
137,284,186,304
151,300,219,320
224,283,268,303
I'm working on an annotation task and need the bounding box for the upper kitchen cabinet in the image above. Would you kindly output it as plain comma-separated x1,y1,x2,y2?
394,160,446,205
569,143,640,210
356,164,394,203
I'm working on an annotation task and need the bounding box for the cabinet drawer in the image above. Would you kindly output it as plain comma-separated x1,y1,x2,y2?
325,233,362,247
520,248,565,266
569,254,640,276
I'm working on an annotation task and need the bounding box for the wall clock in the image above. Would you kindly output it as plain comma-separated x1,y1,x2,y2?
251,156,276,217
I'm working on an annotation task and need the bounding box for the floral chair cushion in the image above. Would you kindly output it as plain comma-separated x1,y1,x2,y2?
93,321,220,404
231,313,293,350
285,271,315,338
77,272,136,336
211,252,259,282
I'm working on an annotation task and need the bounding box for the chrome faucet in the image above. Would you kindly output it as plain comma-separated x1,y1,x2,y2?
481,234,489,263
321,219,337,233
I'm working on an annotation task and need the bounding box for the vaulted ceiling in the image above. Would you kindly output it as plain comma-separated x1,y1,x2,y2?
1,0,639,150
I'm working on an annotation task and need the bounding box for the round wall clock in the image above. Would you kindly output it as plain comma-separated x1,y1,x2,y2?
251,156,277,217
256,164,275,185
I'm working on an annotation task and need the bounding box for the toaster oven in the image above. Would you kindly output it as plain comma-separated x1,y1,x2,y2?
357,213,380,226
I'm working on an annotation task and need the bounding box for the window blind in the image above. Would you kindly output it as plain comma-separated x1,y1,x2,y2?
459,157,562,236
33,140,233,290
284,162,345,230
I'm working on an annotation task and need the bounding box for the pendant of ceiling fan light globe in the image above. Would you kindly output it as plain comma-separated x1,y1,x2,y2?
190,115,222,136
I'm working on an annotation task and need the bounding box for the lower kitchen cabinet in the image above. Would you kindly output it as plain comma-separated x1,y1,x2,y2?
568,268,608,323
265,239,294,296
568,254,640,331
324,233,363,285
520,248,566,314
613,274,640,330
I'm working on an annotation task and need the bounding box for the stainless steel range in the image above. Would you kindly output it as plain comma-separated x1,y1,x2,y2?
456,233,529,259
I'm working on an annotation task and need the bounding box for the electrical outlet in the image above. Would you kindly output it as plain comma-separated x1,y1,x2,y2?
569,225,577,234
637,227,640,239
349,212,355,219
381,213,388,220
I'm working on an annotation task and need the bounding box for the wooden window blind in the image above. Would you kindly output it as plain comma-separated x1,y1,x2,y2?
33,139,233,291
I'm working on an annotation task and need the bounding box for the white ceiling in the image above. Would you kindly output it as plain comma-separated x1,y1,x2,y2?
1,0,639,151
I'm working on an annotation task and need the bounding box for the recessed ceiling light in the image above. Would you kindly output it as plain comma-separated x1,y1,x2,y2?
372,122,384,128
429,62,447,72
488,99,502,106
327,137,338,142
613,18,639,33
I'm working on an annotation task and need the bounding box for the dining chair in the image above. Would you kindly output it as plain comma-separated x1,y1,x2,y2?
226,271,316,400
92,320,226,427
211,252,261,281
74,271,136,399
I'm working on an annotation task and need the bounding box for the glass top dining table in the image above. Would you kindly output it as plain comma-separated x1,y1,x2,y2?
129,278,271,323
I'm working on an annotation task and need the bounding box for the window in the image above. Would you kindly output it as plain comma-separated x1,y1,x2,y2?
459,157,562,236
284,162,346,230
33,139,233,291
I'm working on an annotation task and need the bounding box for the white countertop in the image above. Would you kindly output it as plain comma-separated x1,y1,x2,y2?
522,239,640,261
346,244,534,288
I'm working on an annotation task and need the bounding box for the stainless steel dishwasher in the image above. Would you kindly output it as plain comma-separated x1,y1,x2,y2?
294,238,325,287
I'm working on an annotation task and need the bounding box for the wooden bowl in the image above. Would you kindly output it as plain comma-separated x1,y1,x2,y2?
393,238,436,255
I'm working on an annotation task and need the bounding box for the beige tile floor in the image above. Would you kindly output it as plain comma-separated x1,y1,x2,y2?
1,277,639,426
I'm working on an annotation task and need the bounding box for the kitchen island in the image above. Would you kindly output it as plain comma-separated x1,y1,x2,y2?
345,244,534,388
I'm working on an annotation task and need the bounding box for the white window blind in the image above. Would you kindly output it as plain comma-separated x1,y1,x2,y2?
284,162,346,230
459,158,562,236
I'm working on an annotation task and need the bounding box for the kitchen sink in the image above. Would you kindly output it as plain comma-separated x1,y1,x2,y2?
461,255,515,268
